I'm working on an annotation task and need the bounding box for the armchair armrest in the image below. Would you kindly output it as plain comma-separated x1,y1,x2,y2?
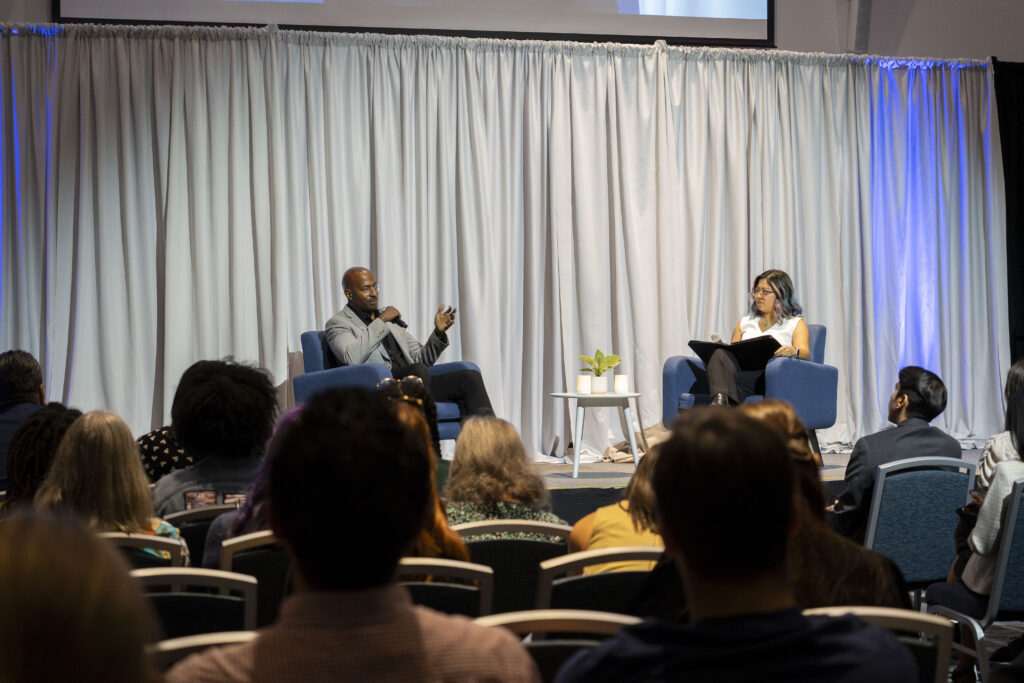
662,356,708,428
293,363,391,404
763,357,838,430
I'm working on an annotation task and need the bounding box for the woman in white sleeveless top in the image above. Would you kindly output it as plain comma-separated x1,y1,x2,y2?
707,269,810,406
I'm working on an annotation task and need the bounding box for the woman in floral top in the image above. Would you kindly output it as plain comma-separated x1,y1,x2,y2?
444,416,566,542
35,411,189,564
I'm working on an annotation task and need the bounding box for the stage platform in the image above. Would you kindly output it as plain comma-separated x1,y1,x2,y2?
539,447,983,525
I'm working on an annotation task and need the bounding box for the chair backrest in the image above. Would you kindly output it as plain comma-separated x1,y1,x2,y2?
220,530,291,627
452,521,571,614
165,505,240,564
396,557,495,616
983,478,1024,621
535,546,665,613
864,457,975,585
807,324,826,364
132,567,258,638
301,330,340,373
148,631,258,672
99,532,185,567
474,608,640,635
803,606,953,683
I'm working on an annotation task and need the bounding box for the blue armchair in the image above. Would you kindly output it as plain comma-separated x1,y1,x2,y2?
294,330,478,440
661,324,838,434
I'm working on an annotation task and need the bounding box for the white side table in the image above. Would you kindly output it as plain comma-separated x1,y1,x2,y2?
551,392,642,478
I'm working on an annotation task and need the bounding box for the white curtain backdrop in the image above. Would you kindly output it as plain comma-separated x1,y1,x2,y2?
0,24,1009,457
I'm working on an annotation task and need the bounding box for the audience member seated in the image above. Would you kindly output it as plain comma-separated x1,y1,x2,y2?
977,360,1024,494
35,411,189,564
444,416,567,541
0,512,158,683
167,388,538,682
201,406,302,568
740,400,909,609
928,420,1024,682
0,403,82,517
554,408,918,683
152,360,277,516
137,424,191,482
0,349,46,491
569,444,663,573
829,365,961,543
390,399,469,561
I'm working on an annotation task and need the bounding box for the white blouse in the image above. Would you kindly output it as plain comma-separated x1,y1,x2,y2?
738,315,802,347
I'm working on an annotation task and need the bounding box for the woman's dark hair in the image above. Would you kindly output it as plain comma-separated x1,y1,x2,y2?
171,359,278,461
748,269,802,320
1005,360,1024,408
4,403,82,510
1007,389,1024,454
622,444,661,533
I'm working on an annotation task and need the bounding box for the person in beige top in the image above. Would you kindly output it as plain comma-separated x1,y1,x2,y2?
167,388,538,683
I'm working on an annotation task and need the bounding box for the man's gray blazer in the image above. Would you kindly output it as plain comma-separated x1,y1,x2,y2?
325,305,448,369
829,416,962,543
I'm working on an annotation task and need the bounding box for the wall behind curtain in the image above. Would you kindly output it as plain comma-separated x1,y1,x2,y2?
0,25,1008,454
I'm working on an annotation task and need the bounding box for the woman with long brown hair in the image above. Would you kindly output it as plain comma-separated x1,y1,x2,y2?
35,410,188,562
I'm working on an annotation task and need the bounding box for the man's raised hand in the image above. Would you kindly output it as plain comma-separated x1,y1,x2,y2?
434,305,457,334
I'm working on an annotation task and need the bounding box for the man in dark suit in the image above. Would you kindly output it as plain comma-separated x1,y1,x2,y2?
829,365,961,543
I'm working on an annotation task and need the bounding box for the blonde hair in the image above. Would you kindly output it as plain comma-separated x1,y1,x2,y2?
0,513,157,682
445,416,549,507
622,444,661,533
35,411,155,532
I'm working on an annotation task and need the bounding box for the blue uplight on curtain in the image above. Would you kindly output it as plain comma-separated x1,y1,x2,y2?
0,24,1008,455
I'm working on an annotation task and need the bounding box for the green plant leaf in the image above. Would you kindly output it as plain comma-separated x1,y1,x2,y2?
595,349,605,365
579,368,594,374
604,354,621,368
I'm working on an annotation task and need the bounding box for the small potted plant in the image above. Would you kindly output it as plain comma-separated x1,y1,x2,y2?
578,349,621,394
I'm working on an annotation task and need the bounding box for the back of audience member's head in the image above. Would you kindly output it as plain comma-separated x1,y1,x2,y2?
0,512,157,683
0,349,42,398
897,365,947,422
622,444,661,534
1005,359,1024,406
35,411,155,533
656,408,792,581
228,405,305,539
445,416,548,508
4,403,82,510
739,399,826,517
171,359,278,462
391,400,469,561
268,388,429,590
1007,389,1024,454
378,375,442,459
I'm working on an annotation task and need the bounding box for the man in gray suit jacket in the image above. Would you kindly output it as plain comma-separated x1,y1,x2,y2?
828,365,961,544
325,267,493,416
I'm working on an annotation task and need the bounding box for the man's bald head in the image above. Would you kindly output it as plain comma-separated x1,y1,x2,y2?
342,267,371,292
343,267,379,314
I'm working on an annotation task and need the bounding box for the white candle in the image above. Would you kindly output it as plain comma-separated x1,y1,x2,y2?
614,374,629,394
577,375,592,394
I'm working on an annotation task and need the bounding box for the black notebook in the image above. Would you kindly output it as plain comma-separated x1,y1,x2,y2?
688,336,781,371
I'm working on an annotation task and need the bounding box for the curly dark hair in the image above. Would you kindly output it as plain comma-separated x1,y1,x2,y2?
4,403,82,510
170,359,278,461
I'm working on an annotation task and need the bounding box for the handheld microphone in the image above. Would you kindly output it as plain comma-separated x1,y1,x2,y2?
379,309,408,328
